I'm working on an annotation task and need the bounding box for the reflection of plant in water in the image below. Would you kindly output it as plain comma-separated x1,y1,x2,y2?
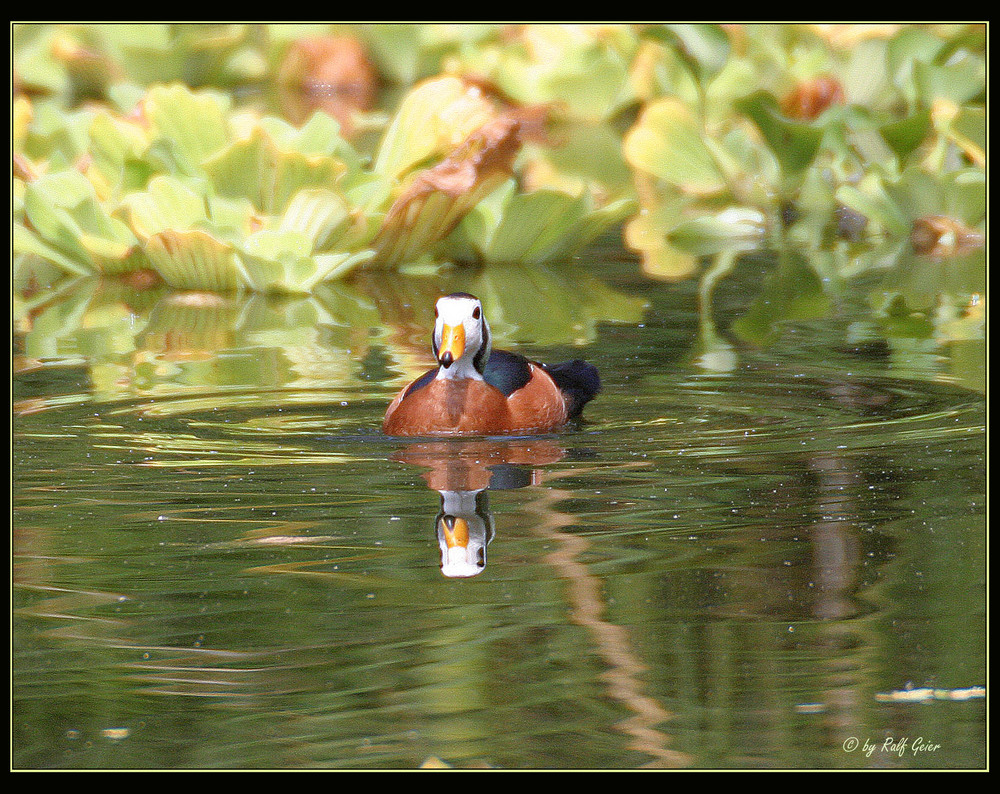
13,266,646,405
528,482,691,768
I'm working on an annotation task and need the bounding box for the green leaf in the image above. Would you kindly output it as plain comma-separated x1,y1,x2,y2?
143,83,231,175
534,120,634,197
945,106,985,166
144,228,245,292
13,223,93,277
22,170,139,274
882,167,942,223
731,252,831,347
119,174,209,238
887,26,985,106
372,75,495,182
278,188,353,252
21,102,95,166
373,117,521,267
87,110,152,194
623,97,727,194
202,124,347,215
647,24,731,85
734,91,824,180
879,108,932,165
533,36,634,120
353,23,424,85
257,111,349,159
880,166,985,229
484,190,589,264
239,229,373,293
835,180,910,238
452,183,635,266
887,26,945,87
912,55,984,106
945,169,985,226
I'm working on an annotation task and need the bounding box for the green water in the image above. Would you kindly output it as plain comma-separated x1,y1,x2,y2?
12,244,986,769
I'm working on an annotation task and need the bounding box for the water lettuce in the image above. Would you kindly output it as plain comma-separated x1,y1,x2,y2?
14,75,632,293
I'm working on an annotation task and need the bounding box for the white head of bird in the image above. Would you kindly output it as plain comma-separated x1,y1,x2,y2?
432,293,492,381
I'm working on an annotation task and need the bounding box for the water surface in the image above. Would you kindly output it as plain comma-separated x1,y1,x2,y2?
12,247,986,769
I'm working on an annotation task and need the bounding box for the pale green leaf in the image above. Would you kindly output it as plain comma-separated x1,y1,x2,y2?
623,97,726,194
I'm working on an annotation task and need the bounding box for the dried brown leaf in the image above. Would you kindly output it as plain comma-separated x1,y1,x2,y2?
373,116,522,266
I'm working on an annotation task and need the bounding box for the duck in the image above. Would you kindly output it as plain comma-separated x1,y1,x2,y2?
383,292,601,436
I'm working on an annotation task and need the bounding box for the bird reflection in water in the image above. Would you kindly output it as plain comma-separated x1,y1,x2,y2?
390,439,568,578
435,489,493,579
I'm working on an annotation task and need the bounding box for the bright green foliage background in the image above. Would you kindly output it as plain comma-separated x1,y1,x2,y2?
13,23,985,351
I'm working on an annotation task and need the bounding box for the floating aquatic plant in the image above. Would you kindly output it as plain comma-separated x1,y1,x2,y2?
452,24,642,123
11,22,986,363
445,178,636,266
14,74,633,293
619,23,984,351
371,109,522,267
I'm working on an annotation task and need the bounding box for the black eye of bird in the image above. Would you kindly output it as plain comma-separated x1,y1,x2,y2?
472,306,480,319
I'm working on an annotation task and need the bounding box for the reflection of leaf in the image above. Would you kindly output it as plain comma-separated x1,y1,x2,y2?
730,253,831,347
137,292,242,362
694,248,740,372
874,247,984,317
624,209,699,282
668,208,766,256
18,279,101,360
459,264,647,346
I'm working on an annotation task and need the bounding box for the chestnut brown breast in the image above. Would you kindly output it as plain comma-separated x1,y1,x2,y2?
383,364,569,436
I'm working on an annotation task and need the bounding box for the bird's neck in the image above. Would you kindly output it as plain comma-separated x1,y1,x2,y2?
436,358,484,381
